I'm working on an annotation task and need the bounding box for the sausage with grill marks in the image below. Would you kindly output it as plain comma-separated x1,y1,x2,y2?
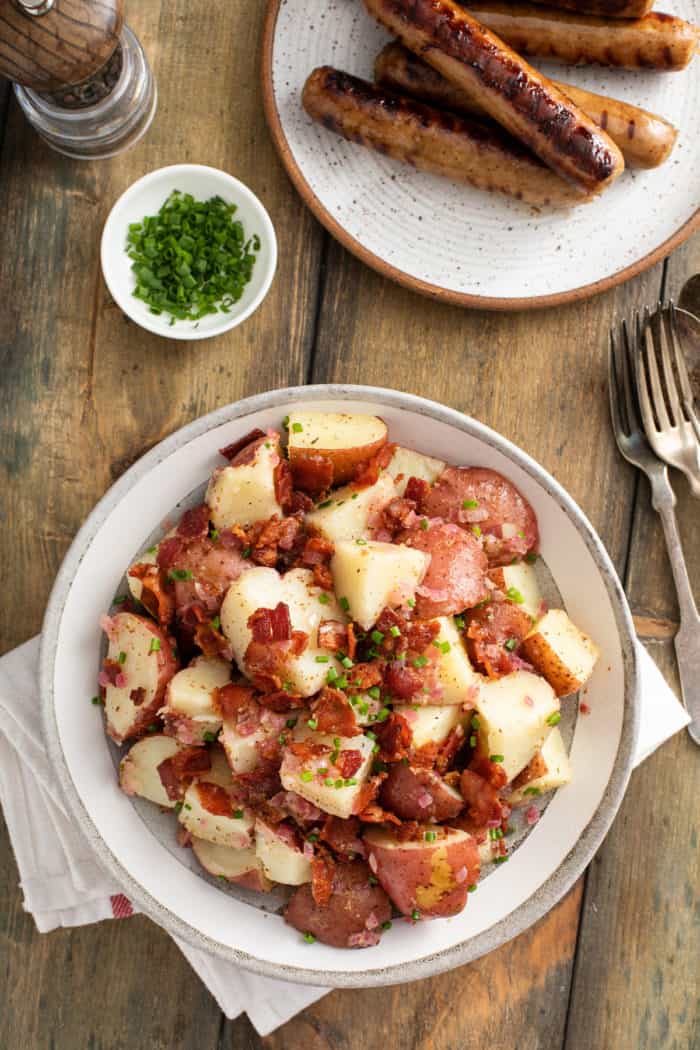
534,0,654,17
374,42,678,168
362,0,624,193
463,3,699,70
302,67,590,208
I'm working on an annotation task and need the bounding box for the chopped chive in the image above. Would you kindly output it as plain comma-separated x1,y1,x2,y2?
420,518,429,531
341,656,354,669
184,802,192,810
467,883,477,893
469,735,477,748
241,547,251,559
307,832,319,843
358,702,369,716
471,525,482,538
282,415,290,429
546,712,561,726
118,651,127,664
381,920,392,930
232,809,244,819
326,667,338,684
149,638,161,653
318,500,332,509
389,625,401,638
504,638,518,652
462,499,479,509
210,615,221,630
376,708,390,722
424,831,437,842
291,422,303,433
286,717,298,729
365,730,376,741
210,528,219,541
300,770,313,783
471,715,480,729
356,538,367,546
411,909,421,921
525,552,538,564
368,874,378,886
203,731,217,742
146,545,158,555
523,786,541,797
303,932,315,944
147,723,159,733
506,587,524,604
334,779,344,789
493,855,509,865
454,615,465,629
168,568,193,581
324,778,335,787
90,696,102,706
371,630,384,644
339,596,350,612
407,598,416,609
113,594,127,605
413,655,428,668
307,718,318,730
278,733,287,745
315,654,329,663
318,592,330,604
368,686,381,701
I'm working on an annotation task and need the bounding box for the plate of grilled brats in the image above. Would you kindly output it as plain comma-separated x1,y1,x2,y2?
261,0,700,308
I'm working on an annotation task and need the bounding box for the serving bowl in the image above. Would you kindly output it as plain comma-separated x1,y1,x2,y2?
100,164,277,340
40,386,639,986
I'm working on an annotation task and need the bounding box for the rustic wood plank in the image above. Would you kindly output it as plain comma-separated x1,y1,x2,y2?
224,882,583,1050
564,234,700,1050
564,643,699,1050
0,3,322,1048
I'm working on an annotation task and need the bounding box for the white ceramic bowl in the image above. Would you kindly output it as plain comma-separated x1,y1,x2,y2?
40,386,639,986
100,164,277,340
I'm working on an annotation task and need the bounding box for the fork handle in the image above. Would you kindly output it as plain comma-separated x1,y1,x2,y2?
655,499,700,745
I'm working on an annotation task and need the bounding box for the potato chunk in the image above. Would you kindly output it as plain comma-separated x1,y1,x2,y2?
331,540,429,630
221,566,346,697
280,730,375,819
191,837,272,892
509,727,572,805
386,446,445,496
430,616,482,706
288,410,387,487
206,434,283,529
476,670,559,781
521,609,600,697
393,704,467,748
119,734,184,808
254,819,312,885
178,749,254,849
305,473,396,544
159,656,231,744
487,561,542,620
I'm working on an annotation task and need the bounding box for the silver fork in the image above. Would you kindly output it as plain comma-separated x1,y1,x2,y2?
609,314,700,745
636,303,700,496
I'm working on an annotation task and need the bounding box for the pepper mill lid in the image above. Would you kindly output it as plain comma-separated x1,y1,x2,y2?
0,0,124,91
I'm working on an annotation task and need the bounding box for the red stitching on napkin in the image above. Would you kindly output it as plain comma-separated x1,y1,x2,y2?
110,893,134,919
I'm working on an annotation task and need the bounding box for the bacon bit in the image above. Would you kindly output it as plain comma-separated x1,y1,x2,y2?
129,687,146,706
157,748,211,801
470,754,508,790
249,602,292,643
177,504,210,540
233,767,282,805
346,623,357,662
374,712,412,762
311,848,336,906
580,701,591,715
460,768,508,829
258,689,304,713
219,429,266,463
129,564,176,626
274,459,294,512
435,724,466,774
270,791,322,826
525,805,540,826
350,662,384,691
352,772,386,815
244,624,308,692
156,536,186,570
394,820,421,843
311,687,361,737
336,750,363,778
288,739,332,764
193,619,232,660
320,816,366,860
410,741,439,768
99,658,123,688
196,781,235,817
213,683,257,721
384,662,423,699
375,496,418,539
404,476,431,508
352,441,393,487
248,514,305,568
290,452,334,496
289,489,314,515
465,599,532,679
318,620,349,653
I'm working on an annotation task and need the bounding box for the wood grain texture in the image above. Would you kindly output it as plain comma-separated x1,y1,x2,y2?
0,3,321,1048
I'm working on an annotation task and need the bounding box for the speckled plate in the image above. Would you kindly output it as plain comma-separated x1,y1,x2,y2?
40,386,639,986
262,0,700,309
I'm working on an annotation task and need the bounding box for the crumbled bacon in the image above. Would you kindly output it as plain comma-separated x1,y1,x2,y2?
311,847,336,906
196,781,235,816
320,816,366,860
352,442,393,487
375,496,418,539
465,599,533,678
213,683,257,721
232,767,282,805
374,712,412,762
357,803,401,826
269,790,322,826
129,687,146,706
336,750,364,778
348,662,383,691
470,753,508,790
193,618,232,660
156,536,186,570
257,689,304,713
127,564,176,625
352,773,386,815
99,658,123,687
274,459,294,512
157,747,211,801
404,476,431,508
177,504,210,540
297,534,335,590
311,687,361,737
290,452,334,496
249,602,292,643
317,620,349,653
384,662,423,699
434,724,466,774
219,429,266,463
459,768,508,829
248,514,305,569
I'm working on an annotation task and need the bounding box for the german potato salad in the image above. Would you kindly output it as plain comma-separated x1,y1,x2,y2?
98,412,599,948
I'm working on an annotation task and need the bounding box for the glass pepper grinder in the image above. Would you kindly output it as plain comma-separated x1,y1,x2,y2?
1,0,157,159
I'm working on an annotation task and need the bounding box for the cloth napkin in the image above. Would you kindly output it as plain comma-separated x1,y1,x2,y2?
0,637,689,1035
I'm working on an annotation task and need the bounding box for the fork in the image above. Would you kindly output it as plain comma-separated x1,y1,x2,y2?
636,303,700,496
609,314,700,745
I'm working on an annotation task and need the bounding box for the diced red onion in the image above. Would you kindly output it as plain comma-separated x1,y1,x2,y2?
115,672,128,689
526,805,540,826
368,852,378,873
365,910,379,930
97,671,110,688
417,791,433,809
486,818,501,829
523,694,534,707
302,840,315,859
580,702,591,715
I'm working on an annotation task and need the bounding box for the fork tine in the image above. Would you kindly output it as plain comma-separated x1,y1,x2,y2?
620,313,641,434
669,302,700,436
658,307,682,427
636,310,660,439
608,326,627,440
643,309,671,431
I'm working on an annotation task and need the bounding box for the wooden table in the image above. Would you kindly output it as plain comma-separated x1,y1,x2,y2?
1,4,698,1047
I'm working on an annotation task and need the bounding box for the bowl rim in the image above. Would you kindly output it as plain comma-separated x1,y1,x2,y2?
40,384,640,986
100,163,278,341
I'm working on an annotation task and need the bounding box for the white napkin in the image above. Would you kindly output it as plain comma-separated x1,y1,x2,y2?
0,637,689,1034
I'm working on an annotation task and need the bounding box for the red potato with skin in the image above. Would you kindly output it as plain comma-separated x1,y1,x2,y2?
398,521,488,617
100,611,179,744
380,763,464,822
284,860,392,947
364,826,480,917
287,411,388,492
191,837,272,893
421,467,539,566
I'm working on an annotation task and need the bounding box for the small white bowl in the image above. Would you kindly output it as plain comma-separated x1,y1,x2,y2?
100,164,277,340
